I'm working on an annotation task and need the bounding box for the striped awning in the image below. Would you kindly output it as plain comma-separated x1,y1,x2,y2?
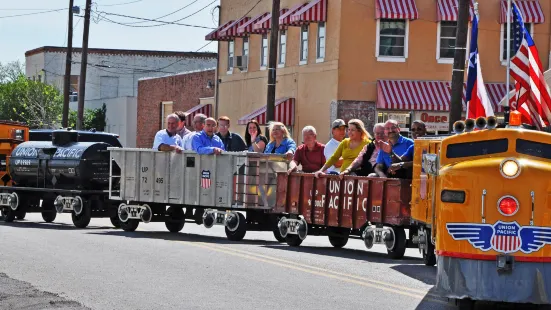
237,98,295,125
237,12,269,35
290,0,327,23
436,0,475,21
375,0,419,20
280,3,309,26
499,0,545,24
376,80,513,113
205,20,235,41
253,9,289,32
185,104,212,124
219,16,251,38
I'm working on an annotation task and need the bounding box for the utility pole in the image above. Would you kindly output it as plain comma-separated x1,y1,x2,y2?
214,5,221,119
77,0,92,130
62,0,75,128
265,0,280,133
448,0,470,130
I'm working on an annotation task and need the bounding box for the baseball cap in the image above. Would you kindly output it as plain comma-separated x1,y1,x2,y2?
332,119,347,129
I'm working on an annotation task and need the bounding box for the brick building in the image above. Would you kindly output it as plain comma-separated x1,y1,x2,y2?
136,68,215,148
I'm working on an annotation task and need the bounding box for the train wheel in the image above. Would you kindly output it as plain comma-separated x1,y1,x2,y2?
273,228,285,242
110,216,121,228
285,234,303,247
16,210,26,220
386,227,407,259
165,206,185,233
120,219,139,232
1,207,16,222
456,298,475,310
41,200,57,223
225,212,247,241
423,237,436,266
328,235,349,248
72,203,92,229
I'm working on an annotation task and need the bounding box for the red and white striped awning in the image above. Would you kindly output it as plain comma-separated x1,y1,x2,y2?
185,104,212,124
205,20,235,41
237,98,295,125
237,12,269,35
280,3,309,26
252,9,289,32
436,0,475,21
499,0,545,24
375,0,419,20
219,16,251,38
377,80,512,113
290,0,327,23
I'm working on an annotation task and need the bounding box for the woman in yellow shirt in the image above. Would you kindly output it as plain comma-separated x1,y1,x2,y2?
314,119,371,178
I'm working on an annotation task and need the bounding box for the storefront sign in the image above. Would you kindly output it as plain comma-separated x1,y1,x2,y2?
388,113,408,125
414,112,450,132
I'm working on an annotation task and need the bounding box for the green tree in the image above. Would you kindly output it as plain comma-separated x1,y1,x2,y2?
67,103,107,131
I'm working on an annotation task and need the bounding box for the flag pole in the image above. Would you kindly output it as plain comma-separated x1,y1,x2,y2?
505,0,512,124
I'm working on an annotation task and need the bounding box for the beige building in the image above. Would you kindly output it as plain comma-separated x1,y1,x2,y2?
207,0,550,141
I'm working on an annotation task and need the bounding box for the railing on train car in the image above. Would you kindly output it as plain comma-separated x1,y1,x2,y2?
274,172,412,227
107,148,288,209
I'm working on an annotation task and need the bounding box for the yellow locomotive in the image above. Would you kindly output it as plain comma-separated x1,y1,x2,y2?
0,120,29,186
410,111,551,305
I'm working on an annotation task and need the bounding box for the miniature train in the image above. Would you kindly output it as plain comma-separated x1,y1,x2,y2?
1,114,551,307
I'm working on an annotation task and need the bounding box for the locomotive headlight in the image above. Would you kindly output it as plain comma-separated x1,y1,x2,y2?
500,159,520,179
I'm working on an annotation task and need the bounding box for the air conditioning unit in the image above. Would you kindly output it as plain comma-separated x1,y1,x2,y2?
69,91,78,102
234,56,248,70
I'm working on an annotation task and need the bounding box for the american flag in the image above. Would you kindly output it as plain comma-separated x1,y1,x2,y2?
509,1,551,129
201,170,211,189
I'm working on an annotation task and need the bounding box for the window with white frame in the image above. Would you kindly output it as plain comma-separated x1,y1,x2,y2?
279,30,287,65
261,34,268,68
501,22,532,61
227,40,234,72
300,25,309,63
377,19,407,60
242,37,249,71
317,22,326,60
438,21,457,60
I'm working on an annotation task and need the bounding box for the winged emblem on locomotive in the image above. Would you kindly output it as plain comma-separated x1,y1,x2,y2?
447,221,551,254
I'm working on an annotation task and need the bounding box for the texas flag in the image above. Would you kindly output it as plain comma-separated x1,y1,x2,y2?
465,14,494,119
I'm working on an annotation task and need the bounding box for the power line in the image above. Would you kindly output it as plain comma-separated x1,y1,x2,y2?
98,0,143,7
123,0,201,25
0,8,64,19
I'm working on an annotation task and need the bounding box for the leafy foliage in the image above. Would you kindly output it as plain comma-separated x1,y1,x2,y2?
67,103,107,131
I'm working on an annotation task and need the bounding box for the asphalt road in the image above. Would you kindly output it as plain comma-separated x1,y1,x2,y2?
0,214,548,310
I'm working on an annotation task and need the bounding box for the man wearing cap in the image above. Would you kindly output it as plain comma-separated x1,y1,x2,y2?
324,119,347,174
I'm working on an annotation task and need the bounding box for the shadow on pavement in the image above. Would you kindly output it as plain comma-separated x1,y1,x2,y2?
86,229,282,247
391,264,437,285
0,220,115,231
260,244,422,265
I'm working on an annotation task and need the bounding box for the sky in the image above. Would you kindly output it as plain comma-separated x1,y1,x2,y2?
0,0,220,64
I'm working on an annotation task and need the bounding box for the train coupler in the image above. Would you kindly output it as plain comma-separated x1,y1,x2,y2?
53,195,83,215
278,216,308,240
202,209,241,231
0,192,18,211
118,203,152,223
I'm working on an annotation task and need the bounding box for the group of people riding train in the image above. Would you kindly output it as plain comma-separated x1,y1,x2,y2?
154,111,428,179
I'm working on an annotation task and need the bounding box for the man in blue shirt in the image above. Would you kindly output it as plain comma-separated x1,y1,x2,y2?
373,119,413,178
153,114,183,154
386,120,427,176
192,118,225,155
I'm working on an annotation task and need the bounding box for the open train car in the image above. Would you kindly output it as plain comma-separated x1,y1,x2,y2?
273,173,414,259
0,129,122,228
411,114,551,307
108,148,288,241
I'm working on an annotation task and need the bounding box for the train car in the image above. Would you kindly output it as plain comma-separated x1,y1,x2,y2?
273,173,414,259
0,129,121,228
411,113,551,307
108,148,288,240
0,120,29,186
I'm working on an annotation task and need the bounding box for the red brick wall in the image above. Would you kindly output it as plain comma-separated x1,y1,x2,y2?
137,69,215,148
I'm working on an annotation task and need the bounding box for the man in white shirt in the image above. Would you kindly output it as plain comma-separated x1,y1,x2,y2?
324,119,347,174
182,113,207,150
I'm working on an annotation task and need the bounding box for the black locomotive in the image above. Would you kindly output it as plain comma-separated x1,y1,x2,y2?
0,129,121,228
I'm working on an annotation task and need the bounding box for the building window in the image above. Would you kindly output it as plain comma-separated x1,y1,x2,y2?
300,25,309,64
501,22,532,63
279,30,287,66
317,22,326,61
242,37,249,71
376,19,408,62
161,101,173,130
437,21,457,61
227,40,234,73
261,34,268,68
100,76,119,99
